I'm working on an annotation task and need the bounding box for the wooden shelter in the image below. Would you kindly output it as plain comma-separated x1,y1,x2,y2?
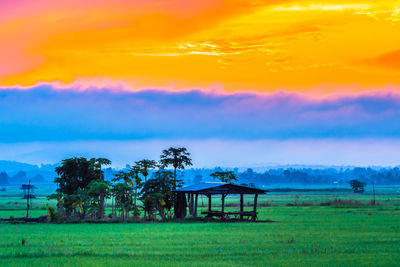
175,182,266,221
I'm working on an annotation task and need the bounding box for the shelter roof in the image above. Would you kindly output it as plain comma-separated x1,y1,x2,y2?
174,182,266,194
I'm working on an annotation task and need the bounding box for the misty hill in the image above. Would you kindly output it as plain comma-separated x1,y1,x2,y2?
0,160,57,184
0,171,8,184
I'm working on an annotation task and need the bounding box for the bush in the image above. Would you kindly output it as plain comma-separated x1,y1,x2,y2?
320,199,362,207
286,202,314,207
47,205,63,223
259,201,275,207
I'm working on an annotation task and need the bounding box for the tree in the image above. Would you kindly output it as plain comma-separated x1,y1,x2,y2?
54,157,110,217
210,171,238,183
160,147,193,188
136,159,158,182
193,174,202,184
89,158,111,219
112,169,141,219
87,180,110,219
159,147,192,219
140,170,175,221
111,182,134,220
129,165,142,210
349,179,366,193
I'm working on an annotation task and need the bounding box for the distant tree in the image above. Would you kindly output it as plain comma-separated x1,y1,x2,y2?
160,147,192,188
349,179,366,193
210,171,238,183
136,159,158,182
193,174,202,184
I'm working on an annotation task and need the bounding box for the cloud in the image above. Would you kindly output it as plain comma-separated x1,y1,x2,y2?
363,49,400,69
272,4,371,12
0,85,400,142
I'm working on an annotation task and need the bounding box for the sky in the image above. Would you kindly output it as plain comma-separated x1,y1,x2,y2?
1,0,400,167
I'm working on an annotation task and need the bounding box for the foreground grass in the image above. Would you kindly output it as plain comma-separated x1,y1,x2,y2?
0,206,399,266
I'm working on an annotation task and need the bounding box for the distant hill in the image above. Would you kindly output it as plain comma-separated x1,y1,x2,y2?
0,160,57,184
0,171,9,184
11,171,28,183
0,160,57,172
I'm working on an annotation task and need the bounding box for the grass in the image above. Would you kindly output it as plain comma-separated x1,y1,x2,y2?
0,186,399,266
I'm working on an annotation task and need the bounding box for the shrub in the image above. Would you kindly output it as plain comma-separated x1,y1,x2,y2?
320,199,362,207
286,202,314,207
47,205,63,223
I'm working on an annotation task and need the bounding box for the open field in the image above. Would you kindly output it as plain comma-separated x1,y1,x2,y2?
0,186,399,266
0,206,399,266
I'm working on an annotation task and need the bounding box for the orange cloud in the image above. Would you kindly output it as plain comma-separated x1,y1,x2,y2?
366,49,400,69
1,0,400,95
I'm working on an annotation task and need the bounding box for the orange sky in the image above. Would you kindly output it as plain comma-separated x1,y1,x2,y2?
1,0,400,95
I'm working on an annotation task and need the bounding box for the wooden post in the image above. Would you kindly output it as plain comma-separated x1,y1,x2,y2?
252,194,258,221
189,194,194,215
26,180,31,218
240,194,244,220
194,194,198,217
221,194,226,213
372,180,376,205
208,194,212,211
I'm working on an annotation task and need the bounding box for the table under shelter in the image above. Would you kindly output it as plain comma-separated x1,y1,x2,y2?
174,182,266,221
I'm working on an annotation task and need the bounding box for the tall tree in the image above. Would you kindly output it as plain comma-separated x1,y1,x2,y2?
136,159,158,182
89,158,111,219
159,147,192,188
159,147,192,219
130,165,142,210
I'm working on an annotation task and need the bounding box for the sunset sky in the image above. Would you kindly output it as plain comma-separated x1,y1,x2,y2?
1,0,400,167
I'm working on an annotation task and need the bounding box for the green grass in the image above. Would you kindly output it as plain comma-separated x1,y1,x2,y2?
0,187,399,266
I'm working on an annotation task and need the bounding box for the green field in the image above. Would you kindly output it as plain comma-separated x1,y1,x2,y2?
0,186,399,266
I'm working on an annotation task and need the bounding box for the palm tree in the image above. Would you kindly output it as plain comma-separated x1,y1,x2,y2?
129,165,142,211
90,158,111,219
135,159,158,182
159,147,193,189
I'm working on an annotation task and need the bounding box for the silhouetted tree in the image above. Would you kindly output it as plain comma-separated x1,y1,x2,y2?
159,147,192,218
160,147,192,188
136,159,158,182
349,179,366,193
210,171,238,183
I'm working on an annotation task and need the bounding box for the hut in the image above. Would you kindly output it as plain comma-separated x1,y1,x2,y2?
175,182,266,221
